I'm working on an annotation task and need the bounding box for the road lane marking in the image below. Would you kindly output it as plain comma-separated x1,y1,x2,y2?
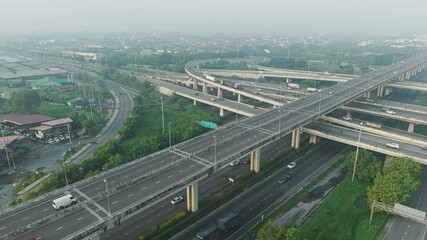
125,175,129,178
22,217,29,221
0,226,5,230
128,194,133,197
138,170,142,173
156,181,160,184
112,201,118,205
168,175,172,178
142,187,147,190
77,217,83,221
111,181,116,184
179,170,183,173
43,208,49,212
150,165,153,168
57,226,63,231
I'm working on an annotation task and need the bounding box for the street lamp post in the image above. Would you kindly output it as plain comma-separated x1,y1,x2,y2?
104,179,111,215
318,93,322,117
168,122,172,149
278,109,282,139
161,96,165,134
352,129,363,182
213,136,217,172
63,162,69,186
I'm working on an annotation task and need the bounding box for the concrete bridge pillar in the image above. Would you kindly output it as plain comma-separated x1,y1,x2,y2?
202,82,208,93
309,134,320,144
406,71,411,80
364,90,371,99
346,111,352,119
384,155,394,168
376,85,384,97
217,88,223,98
237,94,242,103
250,148,261,173
399,74,404,81
408,122,415,133
384,87,391,96
291,128,301,149
220,108,224,117
286,78,291,83
186,182,198,212
193,78,198,90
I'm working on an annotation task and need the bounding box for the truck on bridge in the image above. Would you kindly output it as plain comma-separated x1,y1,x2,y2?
206,75,216,81
194,223,221,240
288,83,300,89
307,87,318,92
360,121,381,129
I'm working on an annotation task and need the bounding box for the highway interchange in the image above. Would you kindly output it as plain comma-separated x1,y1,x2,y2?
1,53,427,239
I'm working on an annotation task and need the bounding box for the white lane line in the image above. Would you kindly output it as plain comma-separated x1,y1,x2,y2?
125,175,129,178
168,175,172,178
77,217,83,221
179,170,183,173
111,181,116,184
112,201,118,205
128,194,133,197
22,217,29,221
150,165,153,168
96,187,100,190
138,170,142,173
156,181,160,184
190,165,194,168
43,208,49,212
57,226,63,231
0,226,6,230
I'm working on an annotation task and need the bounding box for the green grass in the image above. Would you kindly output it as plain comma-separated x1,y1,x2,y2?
299,177,387,240
12,171,46,194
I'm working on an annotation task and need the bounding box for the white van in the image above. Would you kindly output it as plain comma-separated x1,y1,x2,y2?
52,194,78,210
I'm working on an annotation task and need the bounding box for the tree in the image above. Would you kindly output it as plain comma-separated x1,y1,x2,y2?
83,119,97,136
345,149,382,182
367,157,421,206
9,89,41,113
257,220,285,240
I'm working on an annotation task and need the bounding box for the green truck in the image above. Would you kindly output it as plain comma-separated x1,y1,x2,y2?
194,211,240,239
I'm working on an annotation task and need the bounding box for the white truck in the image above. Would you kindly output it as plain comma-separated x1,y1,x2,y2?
307,87,318,92
288,83,300,89
206,75,216,81
52,194,78,210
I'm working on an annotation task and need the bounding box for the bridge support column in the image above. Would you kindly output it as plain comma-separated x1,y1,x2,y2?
376,85,383,97
237,94,242,103
202,82,208,93
408,122,415,133
309,134,320,144
88,235,101,240
193,100,197,106
193,78,198,90
384,87,391,96
220,108,224,117
291,128,301,149
346,111,352,119
399,74,404,81
364,90,371,99
250,148,261,173
217,88,223,98
186,182,198,212
405,71,411,80
384,155,394,168
286,78,291,83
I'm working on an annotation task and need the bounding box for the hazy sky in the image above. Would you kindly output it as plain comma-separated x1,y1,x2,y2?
1,0,426,35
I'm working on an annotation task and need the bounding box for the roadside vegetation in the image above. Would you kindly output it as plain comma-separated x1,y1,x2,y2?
251,149,422,240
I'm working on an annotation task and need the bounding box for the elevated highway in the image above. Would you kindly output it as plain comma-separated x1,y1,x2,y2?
354,99,427,116
2,53,427,239
386,81,427,92
303,122,427,163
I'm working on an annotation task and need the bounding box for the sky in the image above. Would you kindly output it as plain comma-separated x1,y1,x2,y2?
0,0,426,36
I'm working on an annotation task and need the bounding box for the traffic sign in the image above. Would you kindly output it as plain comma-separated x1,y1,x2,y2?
201,120,217,129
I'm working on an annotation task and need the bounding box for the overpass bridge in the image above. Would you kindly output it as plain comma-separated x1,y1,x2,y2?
386,81,427,92
2,53,427,240
354,99,427,116
303,122,427,163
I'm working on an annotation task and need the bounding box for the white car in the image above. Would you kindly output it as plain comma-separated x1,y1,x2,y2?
230,160,240,166
342,116,352,121
385,110,396,115
287,162,296,169
386,143,400,149
171,196,184,205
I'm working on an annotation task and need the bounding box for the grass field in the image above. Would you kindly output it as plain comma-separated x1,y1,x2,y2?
299,177,387,240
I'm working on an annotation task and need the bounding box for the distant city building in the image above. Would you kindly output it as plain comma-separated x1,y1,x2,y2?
62,51,97,60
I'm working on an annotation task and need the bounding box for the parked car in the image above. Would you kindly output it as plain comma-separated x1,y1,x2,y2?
287,162,296,169
171,196,184,205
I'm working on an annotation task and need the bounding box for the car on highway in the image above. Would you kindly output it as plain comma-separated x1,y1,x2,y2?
342,116,352,121
171,196,184,205
385,110,396,115
287,162,296,169
230,160,240,166
278,177,286,184
328,91,333,94
386,143,400,149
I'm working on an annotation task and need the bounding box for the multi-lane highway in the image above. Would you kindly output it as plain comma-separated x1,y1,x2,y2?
1,53,427,239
